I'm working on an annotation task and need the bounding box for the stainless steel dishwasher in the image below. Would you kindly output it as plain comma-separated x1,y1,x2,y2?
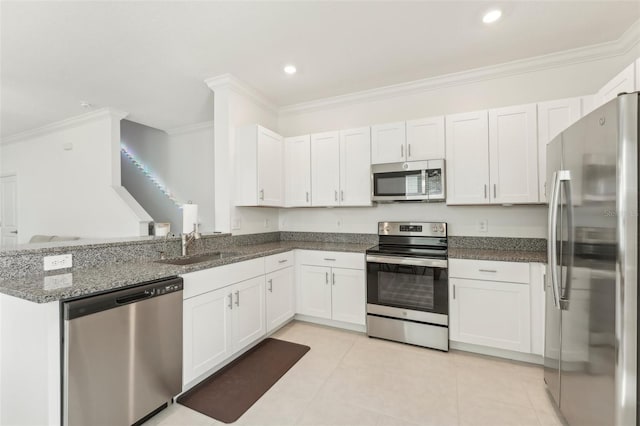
63,277,183,426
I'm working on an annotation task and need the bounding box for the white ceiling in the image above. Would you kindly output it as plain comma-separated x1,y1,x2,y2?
2,1,639,138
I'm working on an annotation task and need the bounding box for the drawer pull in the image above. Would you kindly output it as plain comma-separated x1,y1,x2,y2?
479,269,498,273
278,259,288,264
324,258,336,261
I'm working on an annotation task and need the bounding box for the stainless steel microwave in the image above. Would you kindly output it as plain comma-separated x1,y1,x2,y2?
371,160,445,202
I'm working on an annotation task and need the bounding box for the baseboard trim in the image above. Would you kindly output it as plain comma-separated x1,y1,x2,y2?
450,341,543,365
294,314,366,333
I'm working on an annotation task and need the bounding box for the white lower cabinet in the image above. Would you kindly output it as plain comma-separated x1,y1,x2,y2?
296,251,366,326
231,276,266,352
265,266,295,332
449,258,532,354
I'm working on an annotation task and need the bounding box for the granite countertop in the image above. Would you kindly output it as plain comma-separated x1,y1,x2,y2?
0,241,374,304
448,247,547,263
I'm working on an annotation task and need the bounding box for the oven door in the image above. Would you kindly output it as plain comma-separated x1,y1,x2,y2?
366,255,448,322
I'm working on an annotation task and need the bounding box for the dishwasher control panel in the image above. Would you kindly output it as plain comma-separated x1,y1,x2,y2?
155,282,183,295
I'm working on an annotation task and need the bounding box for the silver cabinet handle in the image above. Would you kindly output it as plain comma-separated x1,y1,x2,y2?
340,190,344,202
332,272,335,285
325,272,329,284
453,285,456,300
268,279,273,292
400,144,404,158
484,184,487,199
408,144,411,158
9,230,17,234
228,293,233,309
278,259,288,264
324,258,336,261
334,190,338,201
306,192,309,202
479,269,497,273
493,184,497,198
259,189,264,200
235,290,240,306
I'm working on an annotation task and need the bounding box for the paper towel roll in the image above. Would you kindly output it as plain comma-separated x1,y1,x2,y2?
182,204,198,233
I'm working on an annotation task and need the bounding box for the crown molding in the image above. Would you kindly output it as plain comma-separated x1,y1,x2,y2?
279,19,640,115
205,73,277,113
165,120,214,136
1,107,129,145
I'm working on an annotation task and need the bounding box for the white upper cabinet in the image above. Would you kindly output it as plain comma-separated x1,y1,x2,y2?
445,111,490,205
537,97,582,202
235,124,283,207
489,104,539,204
371,122,406,164
339,127,371,206
284,135,311,207
596,62,636,107
311,131,340,206
405,116,445,160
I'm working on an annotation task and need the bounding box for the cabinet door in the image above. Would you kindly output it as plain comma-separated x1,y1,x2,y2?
537,98,582,202
405,116,445,160
371,122,406,164
339,127,371,206
449,278,531,353
311,131,340,206
284,135,311,207
330,268,365,325
183,287,233,384
257,127,283,206
596,62,635,107
297,265,332,319
445,111,490,204
232,276,266,352
265,266,295,333
489,104,538,204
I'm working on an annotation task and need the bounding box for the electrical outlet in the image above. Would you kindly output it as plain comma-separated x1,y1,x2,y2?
43,273,73,290
477,220,488,233
264,218,270,229
231,216,241,230
43,254,73,271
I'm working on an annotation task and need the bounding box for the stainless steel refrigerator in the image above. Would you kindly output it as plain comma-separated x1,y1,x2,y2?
545,92,638,426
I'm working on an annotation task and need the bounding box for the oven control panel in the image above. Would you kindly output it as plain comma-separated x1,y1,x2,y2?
378,222,447,237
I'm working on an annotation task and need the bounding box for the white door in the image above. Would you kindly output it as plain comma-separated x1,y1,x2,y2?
596,62,636,107
284,135,311,207
449,278,531,353
0,175,18,247
445,111,490,204
489,104,538,204
330,268,365,325
265,266,295,333
311,131,340,206
339,127,371,206
297,265,332,319
371,122,406,164
232,276,266,351
537,98,581,202
257,126,283,206
405,116,445,160
182,287,233,384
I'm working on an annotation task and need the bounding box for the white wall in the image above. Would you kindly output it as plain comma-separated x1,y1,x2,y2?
120,119,216,233
210,77,280,235
0,110,151,242
276,50,640,237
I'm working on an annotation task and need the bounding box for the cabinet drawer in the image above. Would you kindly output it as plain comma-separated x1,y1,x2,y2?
296,250,364,270
449,258,529,284
264,251,294,274
182,257,265,299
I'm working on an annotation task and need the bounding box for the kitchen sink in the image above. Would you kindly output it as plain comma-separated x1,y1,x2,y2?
155,251,239,266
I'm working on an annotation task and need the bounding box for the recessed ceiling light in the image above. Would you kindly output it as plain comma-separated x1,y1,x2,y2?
283,65,297,75
482,9,502,24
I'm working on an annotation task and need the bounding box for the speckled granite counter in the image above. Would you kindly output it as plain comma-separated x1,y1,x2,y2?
0,240,374,303
448,248,547,263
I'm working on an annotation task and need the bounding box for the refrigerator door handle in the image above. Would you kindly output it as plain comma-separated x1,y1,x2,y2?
548,171,571,309
559,174,575,310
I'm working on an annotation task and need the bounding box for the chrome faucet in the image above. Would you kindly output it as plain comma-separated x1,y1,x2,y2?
181,223,201,256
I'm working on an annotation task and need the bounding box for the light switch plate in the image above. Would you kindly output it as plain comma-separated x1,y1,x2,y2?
43,254,73,271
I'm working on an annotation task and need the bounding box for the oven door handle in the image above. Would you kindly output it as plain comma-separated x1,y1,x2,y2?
366,254,447,268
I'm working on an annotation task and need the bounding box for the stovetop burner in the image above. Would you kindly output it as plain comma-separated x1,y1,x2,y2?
366,221,448,259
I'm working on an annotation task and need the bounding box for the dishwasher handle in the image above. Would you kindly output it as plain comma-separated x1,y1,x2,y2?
64,276,183,320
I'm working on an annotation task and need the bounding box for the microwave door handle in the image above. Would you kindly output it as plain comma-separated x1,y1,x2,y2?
422,169,427,197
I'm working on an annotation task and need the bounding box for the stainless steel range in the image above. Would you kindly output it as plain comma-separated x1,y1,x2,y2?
366,221,449,351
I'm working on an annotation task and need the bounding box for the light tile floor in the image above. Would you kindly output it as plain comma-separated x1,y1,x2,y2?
145,321,563,426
